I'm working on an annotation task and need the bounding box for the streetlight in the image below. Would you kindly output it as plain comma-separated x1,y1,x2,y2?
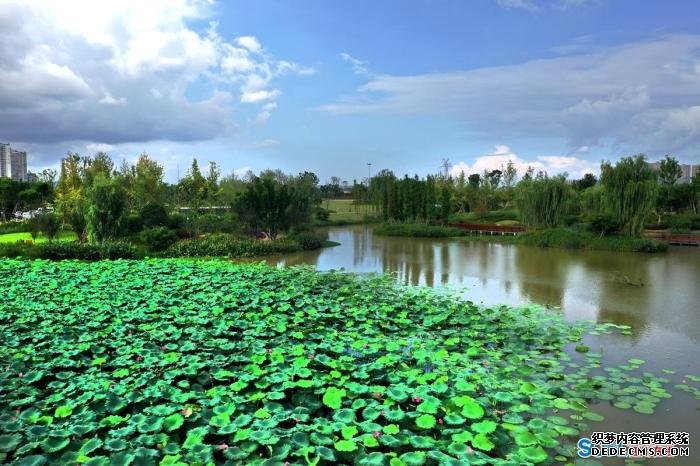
367,162,372,182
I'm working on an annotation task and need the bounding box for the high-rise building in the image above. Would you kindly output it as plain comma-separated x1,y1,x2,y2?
0,142,28,181
646,160,699,184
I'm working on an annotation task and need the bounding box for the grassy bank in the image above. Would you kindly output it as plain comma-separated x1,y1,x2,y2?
0,230,77,244
375,223,669,253
0,231,332,260
0,259,686,465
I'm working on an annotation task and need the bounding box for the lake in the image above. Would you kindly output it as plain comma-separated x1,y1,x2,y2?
262,225,700,465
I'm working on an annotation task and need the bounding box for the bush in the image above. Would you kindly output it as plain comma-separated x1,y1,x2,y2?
27,216,42,240
587,213,622,236
38,241,138,260
0,241,37,258
39,213,61,240
315,207,330,221
374,223,465,238
291,231,324,250
630,238,668,253
139,202,169,228
667,213,700,231
186,213,238,234
139,226,178,251
163,233,300,258
124,214,144,235
0,221,29,234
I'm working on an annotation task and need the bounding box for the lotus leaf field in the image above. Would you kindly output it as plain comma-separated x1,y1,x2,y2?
0,259,688,465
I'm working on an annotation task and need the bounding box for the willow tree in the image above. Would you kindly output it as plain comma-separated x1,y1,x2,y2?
600,155,657,236
515,174,572,228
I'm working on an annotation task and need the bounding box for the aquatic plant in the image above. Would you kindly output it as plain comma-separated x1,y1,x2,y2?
0,259,694,465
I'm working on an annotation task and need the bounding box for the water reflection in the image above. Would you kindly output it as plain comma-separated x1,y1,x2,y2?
264,225,700,347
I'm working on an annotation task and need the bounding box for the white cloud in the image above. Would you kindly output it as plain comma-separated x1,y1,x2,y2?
256,102,277,124
449,145,597,179
320,35,700,157
86,143,115,153
99,91,127,105
341,52,369,76
241,89,280,103
235,36,262,53
234,166,253,177
0,0,312,150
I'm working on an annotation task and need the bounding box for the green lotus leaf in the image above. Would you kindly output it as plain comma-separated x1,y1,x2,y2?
323,387,346,410
447,442,468,456
79,437,103,455
40,437,69,453
518,445,548,463
472,433,494,451
105,438,128,451
334,439,357,452
54,405,73,418
399,451,426,466
183,426,209,449
341,425,358,440
471,419,497,434
415,414,436,429
0,433,22,453
15,455,47,466
333,408,356,424
515,430,537,446
163,413,184,431
358,452,387,466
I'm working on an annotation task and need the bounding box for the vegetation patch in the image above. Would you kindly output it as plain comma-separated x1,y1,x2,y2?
374,224,466,238
1,259,691,465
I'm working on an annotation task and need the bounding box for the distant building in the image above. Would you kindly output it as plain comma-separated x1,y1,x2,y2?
647,160,699,184
0,142,29,181
26,171,38,183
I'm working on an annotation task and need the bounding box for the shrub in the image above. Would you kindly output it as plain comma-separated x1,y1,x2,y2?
0,241,37,258
38,241,138,260
291,231,324,250
630,238,668,253
39,213,61,240
0,221,28,234
139,202,169,228
139,226,178,251
163,233,300,258
124,214,144,235
587,213,622,236
315,207,330,221
27,216,41,240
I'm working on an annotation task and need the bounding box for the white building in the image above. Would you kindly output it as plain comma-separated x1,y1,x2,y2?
0,143,28,181
647,160,699,184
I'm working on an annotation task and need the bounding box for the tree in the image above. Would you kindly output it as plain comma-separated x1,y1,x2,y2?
86,176,128,242
55,153,87,241
573,173,597,191
235,175,292,239
439,185,452,225
600,155,657,236
658,155,682,185
178,159,207,212
515,175,572,228
39,213,61,241
206,161,221,206
132,154,165,211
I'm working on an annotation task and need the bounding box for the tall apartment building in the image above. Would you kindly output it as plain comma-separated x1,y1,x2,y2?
0,142,28,181
646,160,699,184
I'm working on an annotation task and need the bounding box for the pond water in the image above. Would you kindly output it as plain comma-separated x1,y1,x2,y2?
262,225,700,464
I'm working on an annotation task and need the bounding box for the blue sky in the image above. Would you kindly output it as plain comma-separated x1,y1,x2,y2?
1,0,699,182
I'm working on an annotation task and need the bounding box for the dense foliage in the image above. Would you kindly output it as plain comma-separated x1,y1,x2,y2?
1,260,690,465
514,176,572,229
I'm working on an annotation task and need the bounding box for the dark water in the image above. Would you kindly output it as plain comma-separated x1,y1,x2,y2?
260,226,700,464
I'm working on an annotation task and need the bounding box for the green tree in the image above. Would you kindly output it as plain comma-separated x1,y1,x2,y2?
515,175,572,228
86,176,128,242
235,175,292,239
178,159,207,212
55,153,87,241
600,155,658,236
658,155,682,185
439,185,452,225
132,154,165,211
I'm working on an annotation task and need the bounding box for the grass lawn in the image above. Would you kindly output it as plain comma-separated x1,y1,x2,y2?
322,198,377,222
0,230,77,244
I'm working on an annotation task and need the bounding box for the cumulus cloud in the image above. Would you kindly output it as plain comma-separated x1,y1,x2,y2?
0,0,313,153
449,145,598,179
319,35,700,158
